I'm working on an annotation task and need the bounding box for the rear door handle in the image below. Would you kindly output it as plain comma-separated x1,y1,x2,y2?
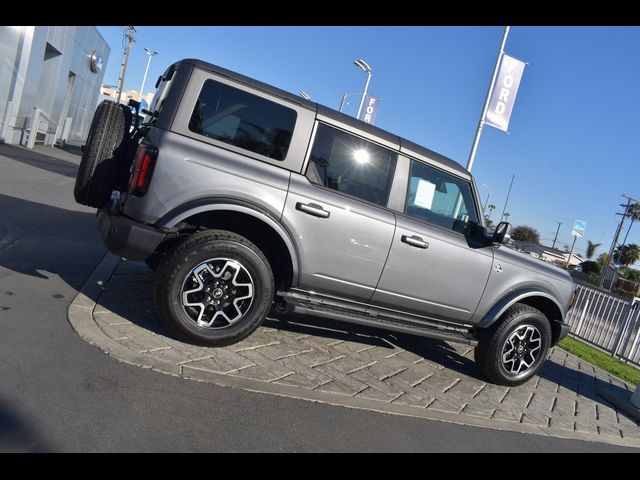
296,202,330,219
401,235,429,249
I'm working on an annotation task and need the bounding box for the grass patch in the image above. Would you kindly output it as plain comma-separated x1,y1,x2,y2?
558,336,640,386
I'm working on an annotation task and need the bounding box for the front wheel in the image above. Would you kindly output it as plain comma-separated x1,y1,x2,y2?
153,230,274,346
474,304,552,386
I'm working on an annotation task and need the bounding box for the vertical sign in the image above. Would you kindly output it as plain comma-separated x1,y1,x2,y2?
571,220,587,238
485,53,526,132
358,94,380,125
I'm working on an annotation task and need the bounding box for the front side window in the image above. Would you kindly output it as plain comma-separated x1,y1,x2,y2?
405,159,479,233
305,123,397,207
189,79,297,161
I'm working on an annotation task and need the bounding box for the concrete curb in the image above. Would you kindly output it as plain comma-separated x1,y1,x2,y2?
596,387,640,423
68,254,640,449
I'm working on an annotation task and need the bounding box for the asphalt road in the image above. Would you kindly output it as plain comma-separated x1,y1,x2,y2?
0,143,636,452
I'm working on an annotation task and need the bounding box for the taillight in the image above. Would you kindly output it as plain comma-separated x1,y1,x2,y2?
128,144,158,195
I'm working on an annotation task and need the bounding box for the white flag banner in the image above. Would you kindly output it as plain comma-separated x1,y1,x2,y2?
485,53,526,132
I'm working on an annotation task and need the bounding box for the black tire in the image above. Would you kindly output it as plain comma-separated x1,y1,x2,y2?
475,303,552,386
153,229,274,346
74,100,131,208
145,252,163,272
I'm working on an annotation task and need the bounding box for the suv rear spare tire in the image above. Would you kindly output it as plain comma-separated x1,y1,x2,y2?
74,100,131,208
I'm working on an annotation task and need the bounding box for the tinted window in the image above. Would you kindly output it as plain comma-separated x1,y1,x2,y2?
405,160,479,233
189,79,297,160
305,124,397,207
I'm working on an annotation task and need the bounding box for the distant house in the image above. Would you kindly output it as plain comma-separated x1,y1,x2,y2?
513,242,583,267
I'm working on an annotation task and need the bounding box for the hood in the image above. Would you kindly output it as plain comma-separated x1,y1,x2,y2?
493,245,574,285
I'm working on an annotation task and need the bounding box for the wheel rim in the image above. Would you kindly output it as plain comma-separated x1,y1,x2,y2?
180,258,254,329
501,324,542,376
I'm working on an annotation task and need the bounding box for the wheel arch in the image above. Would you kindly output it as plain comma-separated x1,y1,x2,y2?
157,200,300,291
478,289,565,344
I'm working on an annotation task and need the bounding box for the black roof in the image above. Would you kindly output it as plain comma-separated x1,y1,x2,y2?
180,58,469,178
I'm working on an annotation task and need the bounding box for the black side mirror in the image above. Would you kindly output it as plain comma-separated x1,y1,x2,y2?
492,222,512,245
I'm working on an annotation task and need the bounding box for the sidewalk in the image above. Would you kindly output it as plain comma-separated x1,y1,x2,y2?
69,254,640,448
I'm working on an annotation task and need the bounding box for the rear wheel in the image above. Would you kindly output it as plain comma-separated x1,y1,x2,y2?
475,303,552,386
74,100,131,208
153,230,274,346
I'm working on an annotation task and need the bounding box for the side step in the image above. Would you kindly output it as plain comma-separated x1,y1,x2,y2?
277,290,478,346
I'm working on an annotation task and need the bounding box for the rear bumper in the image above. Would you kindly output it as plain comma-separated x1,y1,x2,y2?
97,202,166,261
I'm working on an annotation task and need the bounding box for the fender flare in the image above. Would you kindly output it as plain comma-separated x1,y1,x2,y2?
157,198,301,282
477,288,565,329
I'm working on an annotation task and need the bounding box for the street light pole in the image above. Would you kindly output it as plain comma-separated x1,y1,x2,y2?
339,92,361,112
500,174,515,223
116,26,136,104
354,59,372,120
139,47,158,102
466,26,510,172
480,183,491,215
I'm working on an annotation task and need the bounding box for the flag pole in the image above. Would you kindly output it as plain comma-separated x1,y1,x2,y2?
466,26,510,172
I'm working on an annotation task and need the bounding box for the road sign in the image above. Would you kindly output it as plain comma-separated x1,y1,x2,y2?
571,220,587,238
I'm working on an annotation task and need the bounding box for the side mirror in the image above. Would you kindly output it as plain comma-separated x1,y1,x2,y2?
492,222,512,245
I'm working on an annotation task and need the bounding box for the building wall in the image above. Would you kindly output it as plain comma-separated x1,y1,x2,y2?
0,26,110,145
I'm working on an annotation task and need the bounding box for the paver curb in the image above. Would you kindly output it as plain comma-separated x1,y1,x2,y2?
596,388,640,423
68,254,640,449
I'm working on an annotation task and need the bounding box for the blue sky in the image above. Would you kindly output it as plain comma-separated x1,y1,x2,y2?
97,26,640,260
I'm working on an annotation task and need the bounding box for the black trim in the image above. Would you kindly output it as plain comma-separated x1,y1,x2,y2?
98,206,166,261
278,289,477,346
553,320,571,345
157,196,287,232
154,196,302,282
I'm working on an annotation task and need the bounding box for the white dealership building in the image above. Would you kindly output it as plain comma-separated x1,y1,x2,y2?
0,26,110,147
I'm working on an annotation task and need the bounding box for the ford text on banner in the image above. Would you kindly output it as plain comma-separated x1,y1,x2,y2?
358,94,380,125
485,54,526,132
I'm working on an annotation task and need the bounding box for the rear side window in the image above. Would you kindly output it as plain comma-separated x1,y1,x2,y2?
305,123,397,207
188,79,297,161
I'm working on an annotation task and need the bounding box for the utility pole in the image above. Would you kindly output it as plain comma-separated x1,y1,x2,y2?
598,195,637,287
116,26,136,104
500,174,515,223
552,222,562,249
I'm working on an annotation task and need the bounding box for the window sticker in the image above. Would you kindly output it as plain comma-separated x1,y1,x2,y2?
414,179,436,209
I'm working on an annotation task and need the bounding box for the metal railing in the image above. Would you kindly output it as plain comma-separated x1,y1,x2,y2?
565,282,640,366
25,106,57,149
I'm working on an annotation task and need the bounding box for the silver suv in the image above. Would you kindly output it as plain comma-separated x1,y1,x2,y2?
74,59,575,386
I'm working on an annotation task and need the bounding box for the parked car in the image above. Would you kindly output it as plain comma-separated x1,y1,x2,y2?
74,58,576,386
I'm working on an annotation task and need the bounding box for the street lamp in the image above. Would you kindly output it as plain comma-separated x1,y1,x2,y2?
338,92,361,112
138,47,158,102
299,91,311,100
353,59,372,120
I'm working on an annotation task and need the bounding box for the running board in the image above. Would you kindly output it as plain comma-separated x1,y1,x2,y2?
277,290,478,346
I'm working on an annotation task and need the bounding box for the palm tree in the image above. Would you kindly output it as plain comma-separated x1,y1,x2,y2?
613,243,640,267
615,203,640,264
486,204,496,219
586,240,601,260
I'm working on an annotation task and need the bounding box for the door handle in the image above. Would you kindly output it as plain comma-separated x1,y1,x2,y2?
295,202,330,218
401,235,429,249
